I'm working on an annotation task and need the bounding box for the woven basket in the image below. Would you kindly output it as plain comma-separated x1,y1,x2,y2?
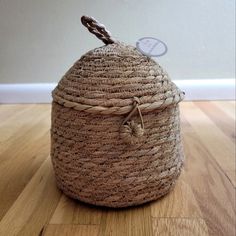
51,16,185,208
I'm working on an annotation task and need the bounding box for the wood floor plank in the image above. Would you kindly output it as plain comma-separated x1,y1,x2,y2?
42,224,100,236
151,170,202,218
0,108,51,220
50,195,103,225
195,101,235,142
186,172,235,236
0,157,61,236
225,170,236,187
180,111,232,178
211,101,235,120
0,104,49,146
100,205,153,236
0,104,32,122
180,102,235,184
180,108,235,235
152,218,209,236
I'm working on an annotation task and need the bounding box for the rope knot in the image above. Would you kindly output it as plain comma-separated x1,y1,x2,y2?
120,97,144,145
133,96,140,105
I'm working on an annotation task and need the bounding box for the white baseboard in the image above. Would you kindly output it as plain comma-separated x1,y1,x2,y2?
0,79,235,103
175,78,235,101
0,83,56,103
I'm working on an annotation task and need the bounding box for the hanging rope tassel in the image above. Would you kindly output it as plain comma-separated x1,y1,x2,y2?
120,97,145,145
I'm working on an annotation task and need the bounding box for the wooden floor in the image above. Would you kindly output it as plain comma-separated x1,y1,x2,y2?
0,101,235,236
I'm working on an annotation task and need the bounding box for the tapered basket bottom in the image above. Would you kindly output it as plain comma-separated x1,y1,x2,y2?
54,170,182,208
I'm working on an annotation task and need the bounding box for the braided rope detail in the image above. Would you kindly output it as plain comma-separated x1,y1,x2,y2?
81,15,115,44
52,92,185,115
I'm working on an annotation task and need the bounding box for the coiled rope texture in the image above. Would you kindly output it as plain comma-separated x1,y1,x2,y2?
51,16,185,207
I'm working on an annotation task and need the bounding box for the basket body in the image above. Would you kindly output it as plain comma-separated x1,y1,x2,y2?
51,40,185,208
51,101,184,208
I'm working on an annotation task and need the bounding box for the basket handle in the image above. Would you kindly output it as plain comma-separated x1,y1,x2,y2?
81,15,115,45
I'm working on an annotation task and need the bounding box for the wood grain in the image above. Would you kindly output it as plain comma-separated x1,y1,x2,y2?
211,101,235,119
152,218,209,236
151,170,202,218
50,195,103,225
0,157,61,236
180,109,235,235
195,101,235,142
0,102,235,236
100,205,153,236
0,104,32,123
181,102,235,185
42,224,100,236
0,105,51,220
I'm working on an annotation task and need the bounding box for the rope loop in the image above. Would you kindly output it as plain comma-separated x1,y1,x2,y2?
81,15,115,45
120,97,145,145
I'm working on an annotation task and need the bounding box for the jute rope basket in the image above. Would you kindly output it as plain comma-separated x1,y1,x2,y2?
51,16,185,208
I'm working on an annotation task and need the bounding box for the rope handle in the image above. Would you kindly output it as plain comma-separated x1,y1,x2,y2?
81,15,115,45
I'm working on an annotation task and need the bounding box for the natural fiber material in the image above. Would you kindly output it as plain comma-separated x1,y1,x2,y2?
51,16,185,208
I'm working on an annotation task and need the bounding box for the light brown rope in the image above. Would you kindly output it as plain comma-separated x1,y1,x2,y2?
122,97,144,128
81,15,115,44
120,97,145,144
52,91,185,115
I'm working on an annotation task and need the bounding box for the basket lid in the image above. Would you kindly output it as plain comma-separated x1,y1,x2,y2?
52,16,185,116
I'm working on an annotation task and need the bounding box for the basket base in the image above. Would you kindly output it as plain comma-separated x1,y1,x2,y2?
55,178,178,208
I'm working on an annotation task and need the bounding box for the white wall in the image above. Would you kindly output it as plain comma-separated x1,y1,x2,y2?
0,0,235,83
